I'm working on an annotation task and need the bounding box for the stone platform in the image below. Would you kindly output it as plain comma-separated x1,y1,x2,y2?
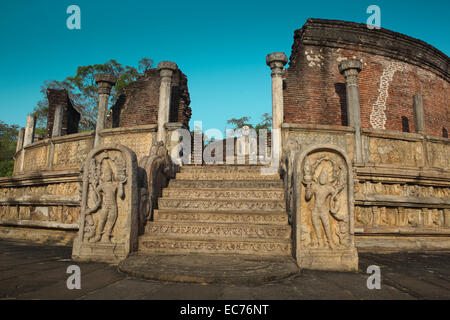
118,253,299,284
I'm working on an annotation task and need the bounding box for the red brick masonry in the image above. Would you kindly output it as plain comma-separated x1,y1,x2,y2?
283,19,449,137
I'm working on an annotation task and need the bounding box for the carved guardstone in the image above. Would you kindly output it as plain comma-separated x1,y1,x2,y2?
293,145,358,271
72,144,138,263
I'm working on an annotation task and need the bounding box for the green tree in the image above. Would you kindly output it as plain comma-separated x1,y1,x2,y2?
226,116,253,129
254,112,272,132
0,121,19,177
33,58,153,131
226,113,272,132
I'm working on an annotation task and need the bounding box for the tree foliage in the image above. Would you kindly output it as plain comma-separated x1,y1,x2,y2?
0,121,19,177
33,58,153,131
227,113,272,132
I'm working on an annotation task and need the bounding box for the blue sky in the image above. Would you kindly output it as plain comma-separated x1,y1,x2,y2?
0,0,449,132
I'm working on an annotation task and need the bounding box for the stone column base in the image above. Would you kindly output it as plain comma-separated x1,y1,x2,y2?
72,241,127,264
297,247,359,272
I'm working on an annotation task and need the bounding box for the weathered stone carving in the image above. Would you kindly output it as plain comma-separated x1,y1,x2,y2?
368,137,423,166
0,205,80,223
82,155,126,243
138,141,176,232
428,142,450,169
139,238,291,256
0,183,79,198
355,181,450,198
293,144,358,271
355,206,449,229
52,139,92,170
155,211,288,225
281,136,301,223
158,198,285,211
102,132,152,160
23,145,48,172
72,144,138,263
146,222,291,239
162,189,285,200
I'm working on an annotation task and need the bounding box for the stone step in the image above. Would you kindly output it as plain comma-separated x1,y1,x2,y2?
144,221,292,240
138,237,292,256
168,179,284,189
162,188,285,200
154,210,289,225
158,198,286,212
176,172,280,181
180,165,270,173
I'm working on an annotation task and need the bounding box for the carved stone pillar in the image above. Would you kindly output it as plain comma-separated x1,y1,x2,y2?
94,73,117,146
23,114,36,147
157,61,178,144
339,60,363,163
16,128,25,152
413,94,425,134
266,52,288,161
52,104,64,137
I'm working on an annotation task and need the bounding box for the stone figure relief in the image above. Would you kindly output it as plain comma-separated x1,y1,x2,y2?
355,206,448,229
293,145,357,271
83,151,127,243
368,137,423,166
302,155,349,248
73,144,138,263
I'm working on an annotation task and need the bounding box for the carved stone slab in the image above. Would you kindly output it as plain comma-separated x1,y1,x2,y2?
72,144,138,263
293,144,358,271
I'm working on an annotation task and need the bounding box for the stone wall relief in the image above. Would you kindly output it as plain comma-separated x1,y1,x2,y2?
355,206,448,229
355,181,450,198
428,142,450,169
0,205,80,223
0,183,79,198
301,155,350,249
72,144,138,263
82,151,127,243
293,145,358,271
368,137,423,166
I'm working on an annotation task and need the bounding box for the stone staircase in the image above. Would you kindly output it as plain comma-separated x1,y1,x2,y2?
138,165,292,257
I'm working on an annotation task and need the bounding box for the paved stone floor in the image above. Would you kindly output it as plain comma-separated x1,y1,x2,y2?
1,240,450,300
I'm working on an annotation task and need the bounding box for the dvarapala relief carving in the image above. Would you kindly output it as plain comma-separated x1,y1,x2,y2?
72,144,138,263
82,152,127,243
293,145,358,271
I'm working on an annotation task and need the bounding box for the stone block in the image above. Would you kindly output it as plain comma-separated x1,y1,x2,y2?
292,144,358,271
72,144,138,264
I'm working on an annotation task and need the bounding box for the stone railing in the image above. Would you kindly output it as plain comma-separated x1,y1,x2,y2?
0,124,159,243
282,123,450,250
12,124,160,176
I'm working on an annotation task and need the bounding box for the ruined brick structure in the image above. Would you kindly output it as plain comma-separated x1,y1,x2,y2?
284,19,449,137
0,19,448,262
45,89,80,137
107,68,191,129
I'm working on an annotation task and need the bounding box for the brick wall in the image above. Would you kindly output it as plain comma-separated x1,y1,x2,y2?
283,19,449,138
46,89,80,138
107,68,191,129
